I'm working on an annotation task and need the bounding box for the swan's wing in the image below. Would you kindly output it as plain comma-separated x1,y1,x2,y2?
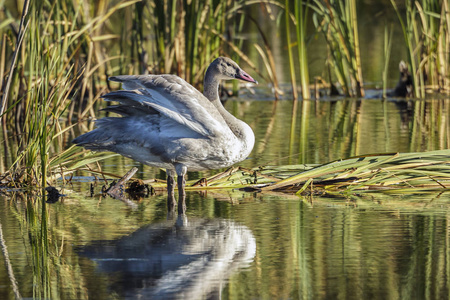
107,75,228,137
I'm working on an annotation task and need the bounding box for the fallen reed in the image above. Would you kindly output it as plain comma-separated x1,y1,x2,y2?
157,149,450,195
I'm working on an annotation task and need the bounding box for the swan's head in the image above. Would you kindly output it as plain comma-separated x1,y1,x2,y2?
210,57,258,84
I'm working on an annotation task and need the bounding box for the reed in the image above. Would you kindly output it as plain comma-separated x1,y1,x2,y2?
382,24,394,99
284,0,311,99
146,0,248,87
390,0,450,96
285,0,298,100
261,149,450,193
0,0,138,187
133,147,450,195
295,0,310,99
311,0,364,97
0,0,259,187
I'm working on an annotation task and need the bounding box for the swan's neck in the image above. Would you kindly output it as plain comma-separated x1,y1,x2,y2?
203,72,255,157
203,68,221,102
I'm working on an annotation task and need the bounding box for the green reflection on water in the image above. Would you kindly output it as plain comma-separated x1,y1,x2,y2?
229,98,450,168
1,189,449,299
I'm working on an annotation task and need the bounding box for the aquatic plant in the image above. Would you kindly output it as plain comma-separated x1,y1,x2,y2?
310,0,365,97
154,149,450,195
0,0,260,188
285,0,299,100
390,0,450,97
382,24,394,99
295,0,311,100
0,0,139,188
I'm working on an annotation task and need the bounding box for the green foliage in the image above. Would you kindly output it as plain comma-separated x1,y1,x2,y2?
311,0,364,97
390,0,450,97
0,0,255,187
0,0,140,188
262,149,450,193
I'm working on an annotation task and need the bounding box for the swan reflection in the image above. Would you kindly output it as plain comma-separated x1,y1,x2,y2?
80,216,256,299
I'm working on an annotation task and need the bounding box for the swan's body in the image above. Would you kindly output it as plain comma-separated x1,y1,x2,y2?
73,57,257,212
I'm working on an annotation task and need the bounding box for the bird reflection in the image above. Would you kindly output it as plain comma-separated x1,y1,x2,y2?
79,215,256,299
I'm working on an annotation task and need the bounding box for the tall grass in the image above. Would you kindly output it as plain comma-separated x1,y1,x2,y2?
0,0,260,187
285,0,298,100
382,24,394,99
0,0,141,187
284,0,311,100
390,0,450,97
295,0,311,100
144,0,256,88
311,0,364,97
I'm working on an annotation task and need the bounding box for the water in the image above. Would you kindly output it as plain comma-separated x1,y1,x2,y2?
1,187,449,299
2,97,450,300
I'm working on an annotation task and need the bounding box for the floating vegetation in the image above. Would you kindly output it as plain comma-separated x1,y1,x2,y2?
162,149,450,195
74,149,450,198
262,149,450,194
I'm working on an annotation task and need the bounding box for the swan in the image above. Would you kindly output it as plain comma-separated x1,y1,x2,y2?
73,57,257,213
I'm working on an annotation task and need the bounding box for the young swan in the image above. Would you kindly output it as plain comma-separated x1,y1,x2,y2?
73,57,257,213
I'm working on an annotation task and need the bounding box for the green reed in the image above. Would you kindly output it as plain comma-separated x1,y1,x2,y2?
146,0,243,86
0,0,138,187
284,0,311,100
285,0,298,100
311,0,364,97
382,24,394,99
295,0,311,99
391,0,450,97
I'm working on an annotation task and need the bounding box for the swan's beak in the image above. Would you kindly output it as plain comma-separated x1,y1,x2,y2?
236,69,258,84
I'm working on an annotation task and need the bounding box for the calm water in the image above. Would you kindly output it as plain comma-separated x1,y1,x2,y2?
1,187,449,299
1,97,450,299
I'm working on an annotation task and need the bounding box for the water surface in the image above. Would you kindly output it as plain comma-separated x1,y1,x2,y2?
1,97,450,299
1,188,449,299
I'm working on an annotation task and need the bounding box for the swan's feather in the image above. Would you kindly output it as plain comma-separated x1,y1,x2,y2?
102,90,214,137
74,58,255,173
107,75,228,137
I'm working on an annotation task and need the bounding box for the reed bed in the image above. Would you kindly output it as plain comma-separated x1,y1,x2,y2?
0,0,262,188
0,0,141,189
391,0,450,96
310,0,364,97
146,149,450,195
1,0,450,190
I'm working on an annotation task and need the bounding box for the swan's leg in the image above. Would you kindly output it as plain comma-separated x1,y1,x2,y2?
167,169,176,213
177,174,186,215
176,164,187,215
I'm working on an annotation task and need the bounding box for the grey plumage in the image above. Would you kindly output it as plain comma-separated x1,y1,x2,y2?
73,57,257,210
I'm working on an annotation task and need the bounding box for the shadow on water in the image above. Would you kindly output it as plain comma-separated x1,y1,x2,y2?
78,215,256,299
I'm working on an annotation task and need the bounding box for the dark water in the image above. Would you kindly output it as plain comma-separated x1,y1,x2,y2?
1,97,450,299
